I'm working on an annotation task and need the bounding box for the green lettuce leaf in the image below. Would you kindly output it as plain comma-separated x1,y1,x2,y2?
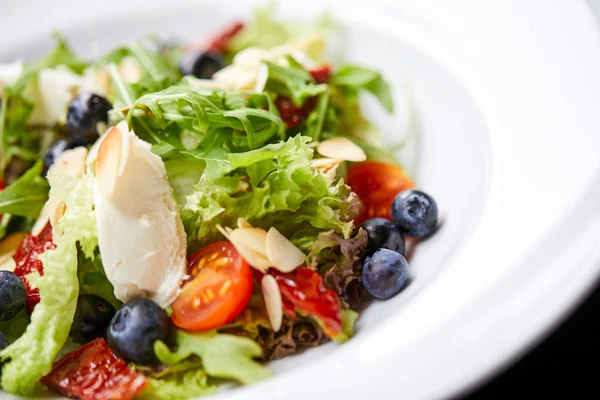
0,161,49,217
143,369,215,400
0,173,97,394
154,330,271,385
77,250,121,309
178,135,355,250
331,64,394,113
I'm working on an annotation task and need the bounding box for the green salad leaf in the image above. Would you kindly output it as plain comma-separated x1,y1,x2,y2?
177,135,355,250
100,39,181,108
144,369,215,400
264,57,327,106
0,173,96,394
331,64,394,113
0,161,49,217
122,85,284,152
154,330,271,385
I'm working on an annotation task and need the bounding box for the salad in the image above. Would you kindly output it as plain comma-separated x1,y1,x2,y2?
0,6,438,400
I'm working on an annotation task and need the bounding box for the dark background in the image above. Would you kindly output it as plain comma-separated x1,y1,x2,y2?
460,276,600,398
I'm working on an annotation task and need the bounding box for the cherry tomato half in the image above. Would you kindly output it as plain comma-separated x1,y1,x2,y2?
347,161,415,225
171,241,253,331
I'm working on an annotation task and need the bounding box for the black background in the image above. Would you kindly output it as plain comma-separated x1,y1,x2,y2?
460,276,600,398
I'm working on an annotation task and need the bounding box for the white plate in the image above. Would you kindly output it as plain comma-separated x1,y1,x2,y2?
2,0,600,399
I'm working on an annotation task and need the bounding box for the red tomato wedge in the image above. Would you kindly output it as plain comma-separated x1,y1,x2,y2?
269,267,343,338
12,223,55,313
42,338,148,400
347,161,415,225
171,241,253,331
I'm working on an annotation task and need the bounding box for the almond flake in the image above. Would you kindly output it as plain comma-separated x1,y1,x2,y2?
230,227,268,256
96,125,122,198
232,243,271,272
262,274,283,332
0,232,27,265
316,137,367,162
266,227,305,273
237,218,252,229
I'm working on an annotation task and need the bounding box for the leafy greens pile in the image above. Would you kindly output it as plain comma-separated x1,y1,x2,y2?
0,5,397,398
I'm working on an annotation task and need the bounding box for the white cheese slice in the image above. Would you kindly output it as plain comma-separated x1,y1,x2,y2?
93,121,187,308
0,61,23,90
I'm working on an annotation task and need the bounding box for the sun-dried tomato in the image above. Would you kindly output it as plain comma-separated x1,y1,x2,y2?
12,223,55,313
42,338,148,400
275,96,319,129
309,64,333,84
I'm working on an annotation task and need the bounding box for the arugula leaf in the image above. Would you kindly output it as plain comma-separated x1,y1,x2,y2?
100,40,181,108
154,330,271,385
264,57,327,106
332,64,394,113
77,250,121,309
122,86,284,152
0,161,49,217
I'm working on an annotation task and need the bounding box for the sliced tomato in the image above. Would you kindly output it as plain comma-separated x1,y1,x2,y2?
309,64,333,84
171,241,253,331
347,161,415,225
12,223,55,313
42,338,148,400
269,267,343,338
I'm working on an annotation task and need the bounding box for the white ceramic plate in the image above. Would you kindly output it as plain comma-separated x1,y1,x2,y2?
2,0,600,398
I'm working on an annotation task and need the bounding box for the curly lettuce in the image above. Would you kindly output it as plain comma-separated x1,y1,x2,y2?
173,135,355,250
0,174,96,394
154,330,271,385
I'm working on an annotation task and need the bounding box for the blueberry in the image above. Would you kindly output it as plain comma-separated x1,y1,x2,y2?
70,294,116,344
0,333,8,350
107,298,170,365
362,249,409,299
391,189,438,238
0,271,26,321
43,139,74,175
66,92,112,146
360,218,405,256
180,51,225,79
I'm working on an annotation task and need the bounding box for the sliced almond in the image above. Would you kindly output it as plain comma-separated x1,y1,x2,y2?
229,227,271,272
261,274,283,332
0,258,16,272
230,227,268,256
0,232,27,265
254,63,269,93
317,137,367,162
216,224,233,241
266,227,305,273
237,218,252,229
232,243,271,272
31,198,67,237
48,147,88,178
96,125,122,198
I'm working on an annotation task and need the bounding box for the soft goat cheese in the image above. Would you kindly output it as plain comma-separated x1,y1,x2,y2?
93,121,187,308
